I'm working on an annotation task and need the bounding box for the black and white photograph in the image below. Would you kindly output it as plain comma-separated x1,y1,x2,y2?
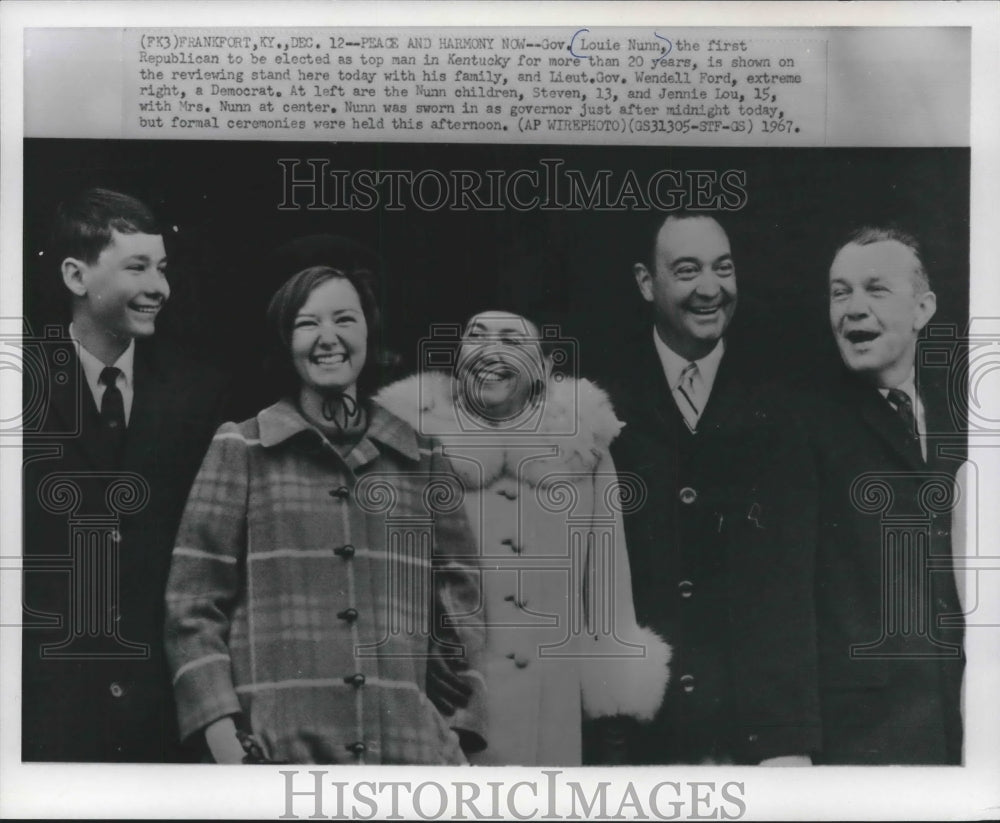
2,3,999,821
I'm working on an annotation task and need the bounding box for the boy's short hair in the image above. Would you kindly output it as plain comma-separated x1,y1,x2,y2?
51,187,161,267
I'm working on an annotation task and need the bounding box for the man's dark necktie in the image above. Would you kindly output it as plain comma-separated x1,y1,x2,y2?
886,388,922,458
99,366,126,460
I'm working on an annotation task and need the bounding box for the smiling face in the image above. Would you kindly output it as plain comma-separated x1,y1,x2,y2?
635,216,737,361
291,276,368,401
64,229,169,348
456,311,549,421
829,240,936,388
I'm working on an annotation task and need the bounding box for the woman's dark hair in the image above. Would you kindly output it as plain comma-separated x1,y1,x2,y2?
265,264,384,400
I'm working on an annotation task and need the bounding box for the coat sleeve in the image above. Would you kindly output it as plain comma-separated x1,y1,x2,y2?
426,447,489,753
164,422,249,742
580,448,672,721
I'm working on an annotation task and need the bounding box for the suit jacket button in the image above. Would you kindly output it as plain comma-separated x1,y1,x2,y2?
109,682,125,698
678,580,694,599
680,674,695,693
679,487,698,505
337,607,359,623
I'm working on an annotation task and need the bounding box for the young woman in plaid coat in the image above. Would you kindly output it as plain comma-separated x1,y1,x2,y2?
376,309,671,766
165,253,486,765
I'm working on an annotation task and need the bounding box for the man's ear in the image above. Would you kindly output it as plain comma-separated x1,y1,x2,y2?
61,258,88,298
634,262,655,303
914,290,937,332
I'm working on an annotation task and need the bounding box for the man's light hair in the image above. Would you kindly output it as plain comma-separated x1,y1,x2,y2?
838,225,931,295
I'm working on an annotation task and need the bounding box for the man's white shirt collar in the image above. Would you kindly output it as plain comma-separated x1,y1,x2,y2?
653,327,725,396
69,323,136,422
878,367,926,460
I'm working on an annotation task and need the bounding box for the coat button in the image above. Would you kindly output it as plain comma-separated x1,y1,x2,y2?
500,537,520,554
329,486,350,499
109,682,125,698
346,741,366,756
334,544,356,559
337,608,359,623
343,673,366,688
506,652,530,668
678,580,694,599
679,487,698,505
680,674,695,693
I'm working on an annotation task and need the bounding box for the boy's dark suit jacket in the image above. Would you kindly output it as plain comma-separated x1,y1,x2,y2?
596,323,822,764
22,332,227,762
791,366,965,764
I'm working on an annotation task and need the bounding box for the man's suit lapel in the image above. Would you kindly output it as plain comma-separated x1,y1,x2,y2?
45,344,108,469
123,340,168,470
846,370,927,472
618,332,750,438
921,385,964,473
618,333,680,436
696,351,749,436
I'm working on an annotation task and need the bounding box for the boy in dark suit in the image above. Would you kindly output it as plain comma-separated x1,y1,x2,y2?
22,188,227,761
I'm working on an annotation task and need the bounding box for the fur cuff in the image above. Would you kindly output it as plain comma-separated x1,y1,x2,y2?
581,626,672,721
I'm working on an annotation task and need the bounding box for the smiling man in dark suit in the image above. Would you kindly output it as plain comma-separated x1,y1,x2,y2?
796,226,965,764
22,188,227,761
597,212,821,765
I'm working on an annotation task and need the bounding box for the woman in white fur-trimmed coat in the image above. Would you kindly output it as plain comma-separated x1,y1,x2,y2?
376,310,671,766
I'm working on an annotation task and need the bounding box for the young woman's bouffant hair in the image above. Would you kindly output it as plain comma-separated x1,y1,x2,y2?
265,263,384,401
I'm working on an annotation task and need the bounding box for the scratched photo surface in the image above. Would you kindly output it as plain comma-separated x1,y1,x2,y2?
20,138,970,768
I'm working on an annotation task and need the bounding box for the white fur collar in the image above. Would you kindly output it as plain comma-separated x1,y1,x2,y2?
374,372,624,490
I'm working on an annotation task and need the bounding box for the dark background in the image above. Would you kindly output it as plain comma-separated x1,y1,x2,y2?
23,139,969,419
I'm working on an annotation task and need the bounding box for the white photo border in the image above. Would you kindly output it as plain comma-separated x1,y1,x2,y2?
2,2,999,820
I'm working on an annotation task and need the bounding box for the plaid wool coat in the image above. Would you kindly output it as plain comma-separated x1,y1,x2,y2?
164,398,487,765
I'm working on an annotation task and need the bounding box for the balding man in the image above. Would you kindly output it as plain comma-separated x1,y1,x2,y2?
793,226,965,764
